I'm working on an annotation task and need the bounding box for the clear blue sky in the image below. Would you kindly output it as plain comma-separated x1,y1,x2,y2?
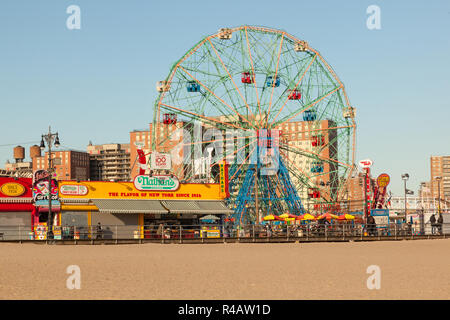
1,0,449,196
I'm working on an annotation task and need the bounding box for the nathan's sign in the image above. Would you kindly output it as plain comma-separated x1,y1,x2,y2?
60,184,88,196
134,175,180,191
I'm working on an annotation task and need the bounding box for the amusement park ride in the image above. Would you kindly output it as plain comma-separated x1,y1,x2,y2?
146,26,357,225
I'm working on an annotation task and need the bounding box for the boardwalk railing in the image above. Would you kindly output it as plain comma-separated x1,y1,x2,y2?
0,222,449,243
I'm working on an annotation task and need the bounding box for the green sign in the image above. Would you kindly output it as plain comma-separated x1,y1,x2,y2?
133,175,180,191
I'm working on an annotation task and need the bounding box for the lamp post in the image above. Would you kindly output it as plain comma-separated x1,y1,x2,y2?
401,173,409,223
435,176,442,215
40,126,60,240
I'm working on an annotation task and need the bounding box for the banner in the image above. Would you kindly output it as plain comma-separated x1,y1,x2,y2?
219,161,230,198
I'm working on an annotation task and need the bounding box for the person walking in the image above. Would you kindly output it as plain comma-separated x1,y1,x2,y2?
437,214,444,235
429,214,436,235
156,223,164,238
96,222,102,240
367,216,376,236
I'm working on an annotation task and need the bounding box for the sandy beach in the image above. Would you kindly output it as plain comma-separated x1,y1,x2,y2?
1,239,449,300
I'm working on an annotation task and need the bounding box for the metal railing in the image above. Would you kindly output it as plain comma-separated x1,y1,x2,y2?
0,222,449,242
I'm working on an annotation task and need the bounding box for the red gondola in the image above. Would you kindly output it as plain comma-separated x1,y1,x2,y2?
241,72,254,84
308,188,321,199
163,113,177,125
311,135,325,147
288,89,301,100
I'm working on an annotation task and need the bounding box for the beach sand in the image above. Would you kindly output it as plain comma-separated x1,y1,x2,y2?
1,239,449,300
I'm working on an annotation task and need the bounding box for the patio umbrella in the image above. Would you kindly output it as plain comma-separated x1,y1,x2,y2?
279,213,299,220
337,214,355,220
263,214,276,221
317,212,339,220
297,213,316,221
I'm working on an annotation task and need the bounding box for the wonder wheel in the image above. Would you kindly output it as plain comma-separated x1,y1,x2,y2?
153,26,356,224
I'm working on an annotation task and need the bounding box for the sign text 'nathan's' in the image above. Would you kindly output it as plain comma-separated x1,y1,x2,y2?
134,175,180,191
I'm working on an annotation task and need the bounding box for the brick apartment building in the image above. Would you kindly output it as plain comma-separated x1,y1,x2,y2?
32,150,90,181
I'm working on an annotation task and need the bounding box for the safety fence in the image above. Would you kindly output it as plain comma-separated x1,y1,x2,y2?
0,222,449,242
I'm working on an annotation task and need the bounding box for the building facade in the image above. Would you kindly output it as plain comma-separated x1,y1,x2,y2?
32,150,90,181
87,143,131,182
430,156,450,203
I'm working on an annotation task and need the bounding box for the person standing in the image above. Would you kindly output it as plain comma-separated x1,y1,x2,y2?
96,222,102,239
437,214,444,235
367,216,376,236
429,214,436,235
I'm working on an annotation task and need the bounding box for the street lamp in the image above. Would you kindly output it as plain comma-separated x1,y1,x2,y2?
435,176,442,215
401,173,409,223
40,126,60,240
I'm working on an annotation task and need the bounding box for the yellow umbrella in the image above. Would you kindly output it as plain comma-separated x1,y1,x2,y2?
337,214,355,220
299,213,316,220
263,214,276,221
279,213,290,219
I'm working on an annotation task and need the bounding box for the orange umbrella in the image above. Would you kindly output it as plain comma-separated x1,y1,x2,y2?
317,212,339,220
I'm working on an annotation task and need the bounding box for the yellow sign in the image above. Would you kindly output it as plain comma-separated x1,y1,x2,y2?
0,182,26,197
377,173,390,188
59,181,224,200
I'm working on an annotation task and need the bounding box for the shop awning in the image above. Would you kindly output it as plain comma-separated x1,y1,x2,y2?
161,200,233,214
91,199,168,214
196,201,234,214
38,206,61,213
0,203,34,212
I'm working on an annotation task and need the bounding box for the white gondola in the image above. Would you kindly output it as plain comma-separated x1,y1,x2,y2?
294,41,308,52
343,107,356,119
218,28,232,40
156,81,170,92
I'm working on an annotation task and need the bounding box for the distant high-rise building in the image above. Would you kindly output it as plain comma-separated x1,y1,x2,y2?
430,155,450,202
87,143,130,181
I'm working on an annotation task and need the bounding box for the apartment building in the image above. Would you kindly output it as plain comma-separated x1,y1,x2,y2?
32,150,90,181
87,143,131,182
430,156,450,202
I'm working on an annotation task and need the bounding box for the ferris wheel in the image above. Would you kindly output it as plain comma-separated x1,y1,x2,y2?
153,26,356,224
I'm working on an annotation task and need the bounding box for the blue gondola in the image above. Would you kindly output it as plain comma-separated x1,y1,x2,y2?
266,76,280,87
303,110,317,121
310,161,324,173
187,81,200,92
